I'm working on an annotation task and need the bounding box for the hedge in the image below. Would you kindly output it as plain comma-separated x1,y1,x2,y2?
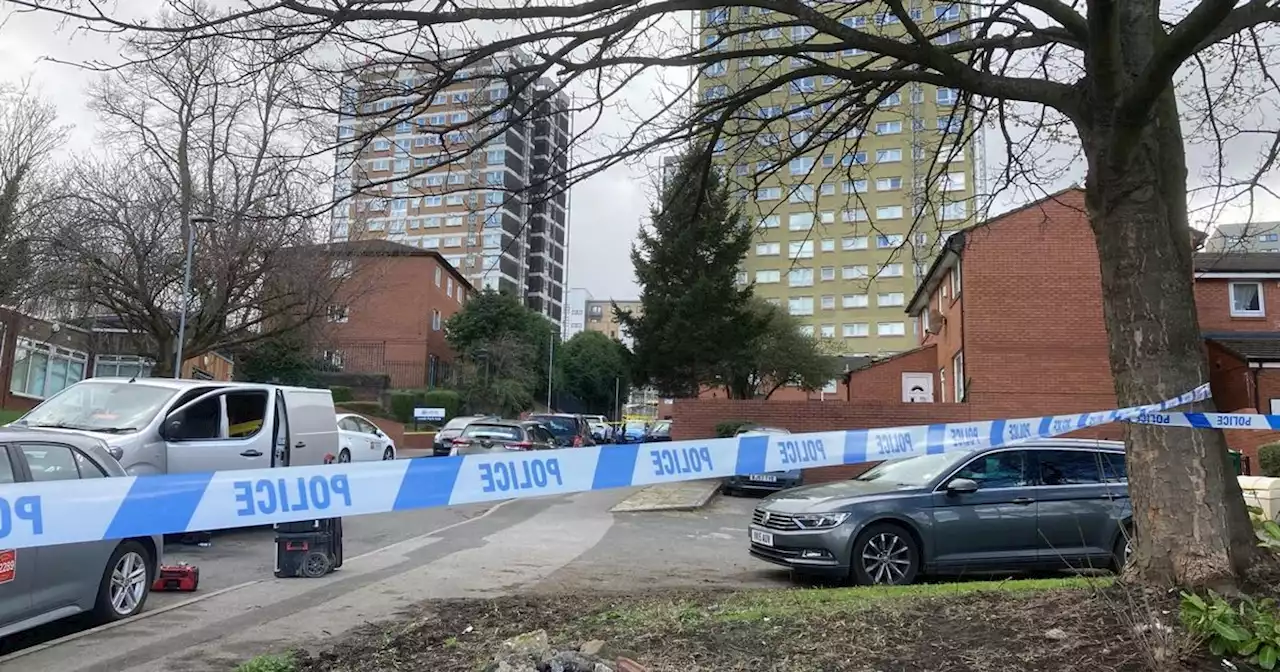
329,386,354,404
714,419,756,438
1259,442,1280,478
339,401,384,418
387,389,463,424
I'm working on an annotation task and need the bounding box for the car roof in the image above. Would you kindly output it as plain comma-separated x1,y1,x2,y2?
0,427,112,447
991,438,1125,451
80,377,327,393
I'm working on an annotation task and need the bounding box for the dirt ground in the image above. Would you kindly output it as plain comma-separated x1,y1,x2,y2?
289,579,1220,672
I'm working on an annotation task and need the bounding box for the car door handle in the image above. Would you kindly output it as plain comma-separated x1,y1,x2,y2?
1011,497,1036,505
294,441,306,448
240,450,263,457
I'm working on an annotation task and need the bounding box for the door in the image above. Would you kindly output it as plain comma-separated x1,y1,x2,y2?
929,449,1039,569
280,389,339,466
164,387,275,474
273,391,291,467
1032,448,1117,566
19,442,117,614
352,417,382,459
902,373,934,403
0,445,37,629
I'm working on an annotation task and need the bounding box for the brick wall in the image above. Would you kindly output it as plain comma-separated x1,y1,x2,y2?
1195,279,1280,332
846,345,938,402
326,252,469,388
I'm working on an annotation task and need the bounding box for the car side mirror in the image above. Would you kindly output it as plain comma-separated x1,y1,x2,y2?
163,417,183,441
946,477,979,495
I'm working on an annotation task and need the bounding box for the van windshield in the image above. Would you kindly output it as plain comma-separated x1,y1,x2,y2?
18,381,175,433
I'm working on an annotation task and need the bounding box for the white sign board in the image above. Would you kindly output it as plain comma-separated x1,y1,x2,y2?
414,407,447,421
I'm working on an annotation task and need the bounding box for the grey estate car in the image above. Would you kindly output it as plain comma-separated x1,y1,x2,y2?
0,428,163,638
748,439,1130,585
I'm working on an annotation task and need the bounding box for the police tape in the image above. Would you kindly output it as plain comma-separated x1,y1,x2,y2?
0,384,1214,550
1126,410,1280,430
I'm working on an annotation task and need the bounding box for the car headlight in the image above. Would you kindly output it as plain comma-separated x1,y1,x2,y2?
792,513,851,530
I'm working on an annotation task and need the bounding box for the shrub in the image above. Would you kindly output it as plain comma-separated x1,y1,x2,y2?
1182,591,1280,669
329,386,354,404
235,654,297,672
1259,443,1280,478
388,391,422,423
420,389,461,420
339,401,384,417
714,420,756,438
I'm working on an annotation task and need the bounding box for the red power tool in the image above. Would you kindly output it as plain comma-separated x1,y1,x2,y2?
152,563,200,592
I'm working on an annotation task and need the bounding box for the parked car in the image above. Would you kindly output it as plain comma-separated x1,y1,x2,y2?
450,421,560,455
725,426,803,495
433,415,497,456
747,439,1131,586
8,378,338,474
0,428,163,638
617,420,649,444
528,413,595,447
336,413,397,462
644,419,672,442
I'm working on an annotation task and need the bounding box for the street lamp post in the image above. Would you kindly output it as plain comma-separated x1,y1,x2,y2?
175,215,215,379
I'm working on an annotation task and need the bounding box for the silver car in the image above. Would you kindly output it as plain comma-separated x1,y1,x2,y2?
0,428,163,638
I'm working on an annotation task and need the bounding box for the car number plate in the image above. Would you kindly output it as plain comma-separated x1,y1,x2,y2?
750,528,774,547
749,474,778,483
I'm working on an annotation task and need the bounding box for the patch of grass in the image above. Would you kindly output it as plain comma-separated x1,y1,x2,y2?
236,654,297,672
0,409,24,425
589,576,1106,631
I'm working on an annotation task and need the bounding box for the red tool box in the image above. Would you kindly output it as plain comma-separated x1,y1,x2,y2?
151,564,200,592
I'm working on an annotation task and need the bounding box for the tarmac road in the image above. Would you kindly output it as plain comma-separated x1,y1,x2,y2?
0,487,788,672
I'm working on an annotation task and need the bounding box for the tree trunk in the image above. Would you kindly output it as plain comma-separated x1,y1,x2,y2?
1083,91,1259,589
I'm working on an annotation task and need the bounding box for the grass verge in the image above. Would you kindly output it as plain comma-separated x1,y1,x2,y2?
289,576,1217,672
0,409,23,424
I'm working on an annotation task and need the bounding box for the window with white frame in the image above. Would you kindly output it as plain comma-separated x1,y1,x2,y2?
756,269,781,283
1230,282,1264,316
876,148,903,163
9,339,88,399
842,209,870,223
876,177,903,191
941,172,966,191
789,157,815,175
758,215,780,229
789,241,815,258
843,323,869,338
820,324,836,338
327,305,350,323
93,354,153,379
937,88,959,105
842,179,868,194
878,321,906,336
789,185,816,203
821,295,836,310
877,292,906,307
432,309,442,330
941,201,968,220
877,205,905,220
953,350,966,401
756,242,781,256
789,212,814,231
951,259,963,295
843,293,869,308
843,236,868,250
876,234,905,248
842,265,869,280
875,120,903,135
798,325,815,336
820,238,836,252
788,297,815,316
820,211,836,224
789,268,815,287
757,187,782,201
820,266,836,281
880,263,905,277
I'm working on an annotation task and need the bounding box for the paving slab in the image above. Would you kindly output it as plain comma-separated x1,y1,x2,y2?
609,479,722,512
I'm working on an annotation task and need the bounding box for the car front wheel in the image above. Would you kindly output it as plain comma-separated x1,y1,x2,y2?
851,523,920,586
93,540,153,622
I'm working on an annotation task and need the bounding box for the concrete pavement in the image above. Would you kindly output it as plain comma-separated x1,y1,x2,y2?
609,479,723,512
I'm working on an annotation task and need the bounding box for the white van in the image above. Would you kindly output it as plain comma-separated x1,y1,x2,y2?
8,378,339,475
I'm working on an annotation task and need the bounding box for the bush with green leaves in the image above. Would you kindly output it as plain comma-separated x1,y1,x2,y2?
1259,443,1280,478
235,654,296,672
338,401,383,418
1181,591,1280,669
714,420,756,438
386,389,462,423
329,386,354,404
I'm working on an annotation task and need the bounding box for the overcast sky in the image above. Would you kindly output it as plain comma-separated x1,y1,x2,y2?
5,4,1280,307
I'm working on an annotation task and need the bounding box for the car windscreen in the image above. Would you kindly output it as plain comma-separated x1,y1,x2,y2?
461,424,524,441
19,381,176,433
530,415,576,436
853,452,971,487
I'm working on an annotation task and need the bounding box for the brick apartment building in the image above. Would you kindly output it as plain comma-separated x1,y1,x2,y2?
316,239,473,389
669,187,1280,478
0,309,234,413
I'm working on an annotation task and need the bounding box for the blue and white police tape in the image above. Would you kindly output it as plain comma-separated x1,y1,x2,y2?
1127,410,1280,430
0,383,1214,550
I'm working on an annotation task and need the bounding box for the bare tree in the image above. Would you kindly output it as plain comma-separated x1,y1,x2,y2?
20,0,1280,588
46,24,352,374
0,81,67,310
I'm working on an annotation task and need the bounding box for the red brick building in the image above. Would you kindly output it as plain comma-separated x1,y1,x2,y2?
316,240,473,389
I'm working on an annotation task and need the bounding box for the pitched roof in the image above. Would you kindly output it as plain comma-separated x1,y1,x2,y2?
297,239,474,290
1193,252,1280,274
1205,333,1280,362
